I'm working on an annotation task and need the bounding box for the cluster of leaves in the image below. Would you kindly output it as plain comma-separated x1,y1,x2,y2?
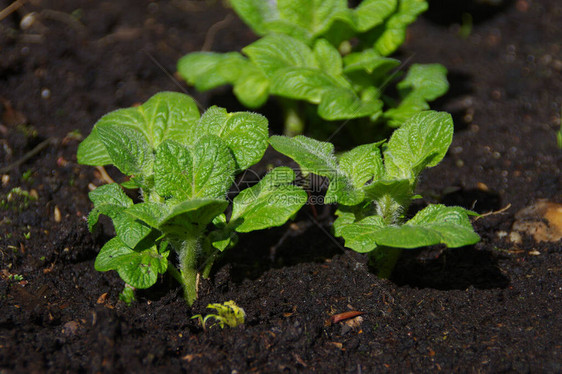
270,111,480,276
77,92,307,305
192,300,246,330
178,0,448,135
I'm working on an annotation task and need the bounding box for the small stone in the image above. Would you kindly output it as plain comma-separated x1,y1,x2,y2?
62,321,80,336
20,12,37,30
496,230,508,239
512,200,562,242
508,231,522,244
54,206,61,222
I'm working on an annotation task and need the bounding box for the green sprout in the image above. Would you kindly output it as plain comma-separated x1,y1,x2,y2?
22,169,33,182
8,274,24,282
192,300,246,330
0,187,37,211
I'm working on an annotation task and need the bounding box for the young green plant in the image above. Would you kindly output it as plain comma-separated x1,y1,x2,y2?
77,92,307,305
191,300,246,330
269,111,480,277
178,0,448,136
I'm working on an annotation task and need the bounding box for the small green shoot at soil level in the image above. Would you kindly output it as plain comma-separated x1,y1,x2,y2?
8,274,24,282
270,111,480,277
77,92,307,305
178,0,448,136
192,300,246,330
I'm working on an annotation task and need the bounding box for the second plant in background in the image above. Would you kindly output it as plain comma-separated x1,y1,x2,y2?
178,0,448,138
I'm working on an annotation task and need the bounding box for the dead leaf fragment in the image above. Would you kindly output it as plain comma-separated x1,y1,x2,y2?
512,200,562,242
97,293,108,304
182,353,202,362
327,311,365,325
1,98,27,126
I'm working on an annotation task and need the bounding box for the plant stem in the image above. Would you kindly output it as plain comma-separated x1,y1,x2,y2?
281,99,305,136
176,237,201,305
369,246,402,279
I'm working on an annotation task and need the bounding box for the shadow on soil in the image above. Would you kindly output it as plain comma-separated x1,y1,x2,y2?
424,0,515,26
391,246,510,290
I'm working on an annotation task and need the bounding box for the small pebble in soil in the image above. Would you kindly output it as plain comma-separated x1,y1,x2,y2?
61,321,80,336
512,200,562,242
20,13,37,30
54,205,61,222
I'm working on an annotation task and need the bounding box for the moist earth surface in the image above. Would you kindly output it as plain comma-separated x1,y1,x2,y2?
0,0,561,372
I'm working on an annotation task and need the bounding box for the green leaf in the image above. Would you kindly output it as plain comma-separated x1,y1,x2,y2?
372,205,480,248
154,140,192,201
343,49,400,74
384,94,430,128
270,67,342,104
269,135,337,177
313,38,343,78
87,184,153,249
209,214,239,252
177,52,243,91
159,199,228,240
77,127,112,166
333,209,356,237
325,173,365,205
339,215,385,253
95,237,169,289
189,135,236,199
81,92,200,177
125,202,168,229
94,237,135,271
373,27,406,56
230,0,279,35
339,142,384,190
397,64,449,101
197,107,269,170
231,167,308,232
373,0,428,56
136,92,200,147
232,67,270,108
261,19,313,43
177,53,270,108
318,87,383,120
88,183,132,212
354,0,397,32
384,111,453,181
363,178,412,206
277,0,348,37
90,92,199,151
243,34,317,77
155,137,236,200
268,136,362,205
96,124,153,176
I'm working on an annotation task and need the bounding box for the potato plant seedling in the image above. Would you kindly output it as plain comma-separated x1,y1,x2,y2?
78,92,307,305
178,0,448,136
270,111,480,277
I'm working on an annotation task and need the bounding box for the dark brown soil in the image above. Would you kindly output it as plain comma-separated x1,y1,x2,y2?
1,0,561,372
